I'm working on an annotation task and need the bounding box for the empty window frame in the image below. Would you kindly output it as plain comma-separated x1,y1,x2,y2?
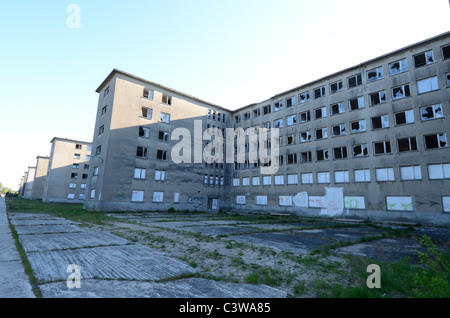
335,170,349,183
274,119,283,128
314,86,326,99
160,112,170,123
371,115,389,129
374,141,392,155
287,174,298,185
369,90,387,106
389,59,408,75
428,163,450,179
71,173,78,179
300,151,312,163
96,145,102,155
317,172,330,183
139,126,150,138
134,168,146,179
158,131,169,142
156,149,167,160
141,107,153,119
376,167,395,181
74,153,81,159
316,149,329,161
353,144,369,157
263,105,271,115
347,73,362,88
274,175,284,185
424,133,447,149
442,45,450,60
299,111,311,123
75,144,82,150
274,101,283,112
331,124,346,137
400,165,422,180
354,169,370,182
413,50,434,68
300,131,312,143
315,127,328,140
349,96,364,111
98,125,105,136
417,76,439,94
394,109,414,125
155,170,166,181
367,67,383,82
301,173,313,184
350,119,366,134
298,91,310,103
161,94,172,105
447,72,450,86
252,108,260,118
286,134,296,145
420,104,443,121
243,112,250,121
287,153,297,164
286,96,296,107
398,137,418,152
234,115,241,124
136,146,148,158
72,163,79,169
330,102,345,115
104,86,109,97
82,174,88,179
286,114,297,126
261,121,271,130
392,84,411,100
143,88,154,100
330,80,343,94
333,146,347,160
101,105,107,116
315,106,327,119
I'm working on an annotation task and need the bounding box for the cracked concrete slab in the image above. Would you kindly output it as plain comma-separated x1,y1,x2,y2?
10,219,80,226
181,225,257,237
294,227,383,242
0,260,35,298
27,244,197,282
39,278,287,298
14,224,83,235
19,231,130,252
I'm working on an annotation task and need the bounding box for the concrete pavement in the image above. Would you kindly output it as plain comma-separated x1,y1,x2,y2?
0,197,35,298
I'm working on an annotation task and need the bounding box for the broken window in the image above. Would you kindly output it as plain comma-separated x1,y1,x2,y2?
286,134,296,145
315,106,327,119
299,92,310,103
104,86,109,97
287,153,297,164
75,144,82,150
82,174,88,179
160,112,170,123
374,141,391,155
72,163,79,169
333,146,347,160
156,149,167,160
314,86,326,99
274,119,283,128
286,96,296,107
244,112,250,120
317,172,330,184
394,110,414,125
376,168,395,182
252,108,260,118
300,151,312,163
286,115,297,126
347,73,362,88
134,168,146,179
98,125,105,136
370,116,389,132
335,171,349,183
417,76,438,94
400,166,422,180
74,153,81,159
299,111,311,122
136,146,148,158
161,94,172,105
143,88,154,100
155,170,165,181
139,126,150,138
330,81,343,94
413,50,434,68
315,127,327,140
158,131,169,142
261,121,271,130
141,107,152,119
330,102,345,115
234,115,241,124
350,120,366,134
369,90,387,106
332,124,346,137
349,96,364,110
71,173,78,179
392,84,411,100
96,146,101,156
301,172,313,184
389,59,408,75
353,144,368,157
398,137,418,152
300,131,312,143
446,73,450,86
442,45,450,60
367,67,383,82
263,105,271,115
274,101,283,112
428,163,450,179
354,169,371,182
316,149,329,161
101,105,107,116
424,133,447,149
420,104,443,121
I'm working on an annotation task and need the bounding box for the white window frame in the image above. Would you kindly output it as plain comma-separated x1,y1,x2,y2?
376,168,395,182
400,166,422,181
274,175,284,185
301,173,313,184
155,170,165,181
354,169,371,183
417,76,438,94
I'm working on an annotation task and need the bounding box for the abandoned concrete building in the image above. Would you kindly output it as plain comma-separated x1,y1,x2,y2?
42,137,92,203
84,31,450,225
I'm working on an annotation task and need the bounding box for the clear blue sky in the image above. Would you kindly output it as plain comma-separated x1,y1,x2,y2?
0,0,449,190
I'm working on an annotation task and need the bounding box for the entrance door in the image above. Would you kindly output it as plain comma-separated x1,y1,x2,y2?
208,197,219,212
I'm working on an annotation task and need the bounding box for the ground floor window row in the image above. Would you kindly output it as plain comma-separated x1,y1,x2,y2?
234,194,450,213
232,163,450,186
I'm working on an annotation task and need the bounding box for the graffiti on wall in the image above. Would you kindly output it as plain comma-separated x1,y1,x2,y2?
188,196,204,209
386,196,413,211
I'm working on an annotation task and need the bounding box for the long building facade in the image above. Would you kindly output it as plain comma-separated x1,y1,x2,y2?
84,32,450,225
